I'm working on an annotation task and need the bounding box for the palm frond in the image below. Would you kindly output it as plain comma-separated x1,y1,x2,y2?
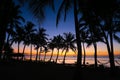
114,34,120,43
56,0,65,26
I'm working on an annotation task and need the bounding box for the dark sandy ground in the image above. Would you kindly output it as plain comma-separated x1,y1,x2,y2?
0,60,120,80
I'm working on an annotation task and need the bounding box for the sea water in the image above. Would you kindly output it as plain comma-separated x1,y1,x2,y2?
25,55,120,67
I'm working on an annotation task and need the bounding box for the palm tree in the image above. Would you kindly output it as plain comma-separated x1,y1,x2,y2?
84,0,120,70
62,32,76,64
43,47,49,61
6,3,25,44
56,0,83,67
53,35,64,63
34,27,48,61
48,38,56,61
80,31,88,66
11,25,25,60
22,21,36,60
0,0,24,59
79,12,105,68
3,42,13,60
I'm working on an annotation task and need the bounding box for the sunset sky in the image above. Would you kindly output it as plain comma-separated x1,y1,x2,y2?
12,0,120,57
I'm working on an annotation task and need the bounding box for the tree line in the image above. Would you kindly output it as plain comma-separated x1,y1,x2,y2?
0,0,120,72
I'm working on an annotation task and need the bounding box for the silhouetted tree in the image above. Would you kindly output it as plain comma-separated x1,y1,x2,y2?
34,27,48,61
48,38,56,61
80,31,88,66
12,26,25,54
53,35,64,63
22,21,36,60
62,32,76,64
6,3,25,45
0,0,24,59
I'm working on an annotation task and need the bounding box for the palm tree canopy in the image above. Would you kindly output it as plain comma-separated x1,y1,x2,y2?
62,32,76,53
18,0,55,21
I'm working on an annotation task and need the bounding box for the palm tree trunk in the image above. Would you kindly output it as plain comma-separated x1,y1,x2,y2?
38,47,42,61
17,42,20,60
109,17,115,70
74,0,82,68
44,52,47,61
63,51,67,64
55,49,59,63
22,44,26,60
109,31,115,70
35,48,39,61
93,43,97,68
83,42,86,66
49,49,54,61
0,27,6,59
100,24,115,70
30,44,32,60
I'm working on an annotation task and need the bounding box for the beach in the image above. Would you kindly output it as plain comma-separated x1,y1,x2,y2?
0,60,120,80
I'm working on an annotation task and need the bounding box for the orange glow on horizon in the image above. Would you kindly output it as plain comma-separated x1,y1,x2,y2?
12,42,120,57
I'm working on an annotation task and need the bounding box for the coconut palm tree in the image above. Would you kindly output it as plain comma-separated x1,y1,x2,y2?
80,0,120,70
22,21,36,60
43,47,49,61
53,35,64,63
0,0,25,59
12,26,25,54
80,31,88,66
62,32,76,64
0,0,12,58
48,38,56,61
56,0,83,67
6,3,25,44
34,27,48,61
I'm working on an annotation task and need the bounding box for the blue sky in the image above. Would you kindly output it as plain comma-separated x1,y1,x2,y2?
12,0,120,56
19,0,75,38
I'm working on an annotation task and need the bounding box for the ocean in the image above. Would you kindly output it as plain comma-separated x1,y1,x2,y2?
25,55,120,67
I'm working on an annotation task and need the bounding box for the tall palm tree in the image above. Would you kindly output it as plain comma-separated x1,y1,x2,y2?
43,47,49,61
0,0,24,59
22,21,36,60
56,0,83,67
48,38,56,61
62,32,76,64
79,12,105,68
53,35,64,63
0,0,12,58
6,3,25,44
82,0,120,70
34,27,48,61
11,25,25,60
80,31,88,66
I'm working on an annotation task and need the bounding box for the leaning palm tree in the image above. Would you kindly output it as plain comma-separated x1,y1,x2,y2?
6,3,25,44
11,25,25,60
62,32,76,64
0,0,24,59
53,35,64,63
48,38,56,61
56,0,82,67
22,21,36,60
34,27,48,61
79,0,120,70
80,31,88,66
43,47,49,61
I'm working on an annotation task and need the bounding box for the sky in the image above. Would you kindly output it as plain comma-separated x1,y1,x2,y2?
12,0,120,57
